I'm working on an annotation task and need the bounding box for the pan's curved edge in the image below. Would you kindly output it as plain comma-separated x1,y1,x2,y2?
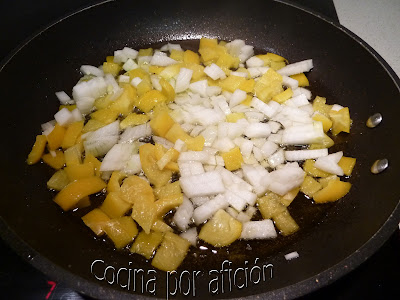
0,0,399,299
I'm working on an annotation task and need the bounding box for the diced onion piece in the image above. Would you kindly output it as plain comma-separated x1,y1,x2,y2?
281,122,324,145
278,59,313,76
285,149,328,161
189,80,208,97
84,121,120,157
180,171,225,198
130,77,142,87
54,108,74,127
180,228,197,246
119,123,151,143
193,194,228,225
150,53,177,66
122,58,138,71
204,63,226,80
55,91,72,104
175,68,193,93
314,151,344,175
282,75,299,90
229,89,247,108
173,197,194,231
264,163,305,196
285,251,299,260
245,123,271,138
72,77,107,102
80,65,104,77
246,56,264,68
240,220,277,239
100,143,134,171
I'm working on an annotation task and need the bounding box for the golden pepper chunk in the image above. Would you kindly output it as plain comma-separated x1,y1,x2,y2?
139,143,172,187
47,169,70,191
103,216,138,249
221,147,243,171
47,123,66,150
42,150,65,170
54,176,106,211
100,192,132,218
82,208,111,236
199,209,242,247
130,231,164,259
313,180,351,203
151,232,191,271
27,135,47,165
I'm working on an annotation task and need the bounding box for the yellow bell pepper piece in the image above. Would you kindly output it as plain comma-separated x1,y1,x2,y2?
272,88,293,104
64,163,95,181
329,107,351,135
313,180,351,203
103,62,121,77
47,123,66,150
290,73,309,87
100,192,132,219
42,150,65,169
221,147,243,171
82,208,111,236
103,216,138,249
130,231,164,259
27,135,47,165
151,231,191,271
139,143,172,187
62,121,84,149
338,156,356,176
54,176,106,211
183,50,200,65
136,90,168,113
300,176,323,198
47,169,70,191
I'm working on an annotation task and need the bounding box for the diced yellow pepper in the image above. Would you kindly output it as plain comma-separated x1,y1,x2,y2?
159,78,175,102
42,150,65,169
273,210,299,236
130,231,164,259
47,169,70,191
153,181,181,199
136,79,152,98
107,171,126,193
183,50,200,65
157,148,180,170
131,199,157,234
100,192,131,218
303,159,331,177
312,113,332,132
165,161,179,172
318,175,339,188
90,108,119,124
312,96,332,116
241,94,253,106
59,104,77,112
64,144,82,166
155,194,184,218
185,135,205,151
257,193,287,219
199,209,242,247
159,64,181,81
184,63,205,82
103,62,121,77
120,113,149,129
150,110,175,137
82,119,106,133
290,73,309,87
199,37,218,49
253,69,283,102
170,49,184,62
128,68,150,82
221,147,243,171
103,216,138,249
149,65,165,74
309,133,335,149
219,75,246,93
164,123,191,143
238,78,255,93
313,180,351,203
82,208,111,236
338,157,356,176
199,47,219,63
152,219,173,233
138,48,153,56
83,154,101,177
64,163,95,181
54,176,106,211
62,121,84,149
300,176,323,198
47,123,66,150
216,53,240,69
272,88,293,104
226,112,245,123
136,90,168,113
106,56,114,63
139,143,172,187
280,187,300,206
270,61,286,70
329,107,351,135
120,175,155,205
109,85,136,116
152,232,191,271
27,135,47,165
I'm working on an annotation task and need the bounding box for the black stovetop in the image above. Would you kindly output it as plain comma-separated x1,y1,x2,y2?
0,0,399,299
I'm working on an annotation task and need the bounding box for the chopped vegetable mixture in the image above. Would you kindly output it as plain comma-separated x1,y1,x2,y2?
27,37,356,272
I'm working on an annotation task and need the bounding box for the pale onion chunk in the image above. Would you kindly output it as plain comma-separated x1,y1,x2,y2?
123,58,138,71
173,196,194,231
248,66,269,78
175,68,193,93
285,251,300,260
246,56,264,68
189,80,208,97
292,87,312,100
245,123,271,138
267,148,285,168
204,63,226,80
100,143,134,171
314,151,344,175
261,141,279,158
178,151,210,164
264,163,305,195
84,121,120,157
278,59,313,76
193,194,229,224
119,123,151,143
180,228,197,246
130,77,142,87
123,154,142,175
281,122,324,145
150,53,177,66
240,220,277,239
285,148,328,161
55,91,72,104
180,171,226,198
72,77,107,102
54,107,74,126
282,75,299,90
80,65,104,77
71,108,83,122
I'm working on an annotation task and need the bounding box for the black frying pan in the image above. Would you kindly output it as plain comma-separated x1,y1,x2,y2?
1,0,399,299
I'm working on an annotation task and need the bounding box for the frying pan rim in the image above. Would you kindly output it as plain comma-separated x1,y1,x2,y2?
1,0,399,299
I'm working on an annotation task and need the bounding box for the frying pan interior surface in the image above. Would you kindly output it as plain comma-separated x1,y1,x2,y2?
0,0,399,299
